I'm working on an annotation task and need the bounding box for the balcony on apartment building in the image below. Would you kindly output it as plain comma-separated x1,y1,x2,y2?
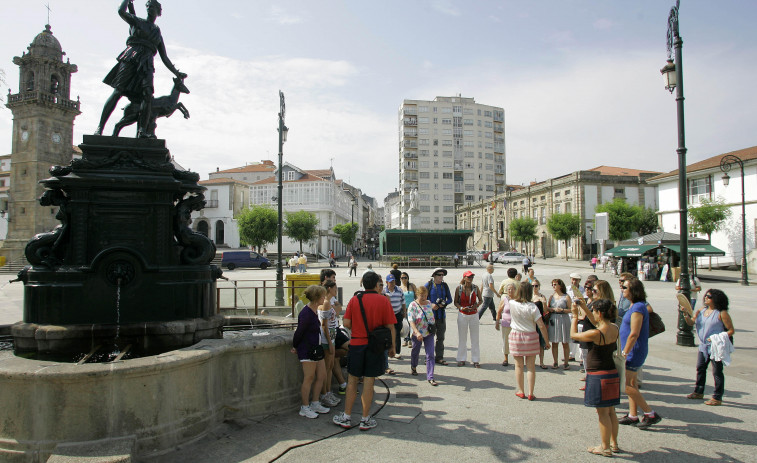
205,199,219,208
403,129,418,137
403,107,417,115
403,151,418,159
402,140,418,148
404,118,417,126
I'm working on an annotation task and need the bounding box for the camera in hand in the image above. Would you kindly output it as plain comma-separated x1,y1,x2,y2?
435,298,447,309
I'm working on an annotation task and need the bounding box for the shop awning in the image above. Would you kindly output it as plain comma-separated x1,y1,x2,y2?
604,245,658,257
665,244,725,257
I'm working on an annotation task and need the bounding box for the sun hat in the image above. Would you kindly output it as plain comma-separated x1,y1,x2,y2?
569,272,581,280
432,267,447,277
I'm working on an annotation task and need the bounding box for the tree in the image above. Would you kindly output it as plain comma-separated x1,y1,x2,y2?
595,198,637,242
689,198,732,270
333,222,359,248
547,213,582,260
509,217,538,255
284,210,319,253
237,205,278,250
634,207,659,236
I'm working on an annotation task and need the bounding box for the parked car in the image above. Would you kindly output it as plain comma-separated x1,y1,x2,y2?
221,251,271,270
489,251,506,263
497,252,534,265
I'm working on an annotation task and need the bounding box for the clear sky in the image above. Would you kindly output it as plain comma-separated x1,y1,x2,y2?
1,1,755,204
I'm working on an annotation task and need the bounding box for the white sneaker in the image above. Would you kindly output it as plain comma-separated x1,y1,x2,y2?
299,405,318,419
320,393,338,407
359,416,377,431
325,391,342,406
332,411,352,428
310,401,330,414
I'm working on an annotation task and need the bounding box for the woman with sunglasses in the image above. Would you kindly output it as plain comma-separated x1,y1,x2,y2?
454,271,482,367
570,298,621,456
546,279,573,369
681,289,735,406
531,279,549,369
400,272,417,347
618,278,662,429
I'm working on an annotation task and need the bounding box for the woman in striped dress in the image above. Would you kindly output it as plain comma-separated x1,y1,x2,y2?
508,281,551,401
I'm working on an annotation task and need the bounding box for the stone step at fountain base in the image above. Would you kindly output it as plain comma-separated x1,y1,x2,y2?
46,437,134,463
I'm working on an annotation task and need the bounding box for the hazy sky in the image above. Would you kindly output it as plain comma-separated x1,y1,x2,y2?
1,1,755,203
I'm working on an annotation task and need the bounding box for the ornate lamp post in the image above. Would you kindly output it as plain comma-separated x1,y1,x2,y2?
275,91,289,306
661,0,694,346
588,226,594,256
720,155,750,286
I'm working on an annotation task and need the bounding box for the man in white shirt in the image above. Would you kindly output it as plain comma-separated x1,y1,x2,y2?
676,274,702,308
478,264,499,321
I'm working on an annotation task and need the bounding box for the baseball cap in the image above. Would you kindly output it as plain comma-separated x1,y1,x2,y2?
463,270,475,278
386,274,396,282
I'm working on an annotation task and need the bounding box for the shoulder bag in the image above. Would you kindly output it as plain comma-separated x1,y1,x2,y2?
422,305,436,336
648,311,665,338
357,292,393,354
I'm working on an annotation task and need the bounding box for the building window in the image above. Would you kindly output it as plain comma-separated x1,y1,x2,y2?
564,202,571,213
688,176,712,204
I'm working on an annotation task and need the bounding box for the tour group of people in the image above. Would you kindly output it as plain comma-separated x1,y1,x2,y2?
291,261,736,456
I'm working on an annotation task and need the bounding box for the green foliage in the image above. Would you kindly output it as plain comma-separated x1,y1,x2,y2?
595,198,637,242
634,207,659,236
284,210,319,253
689,198,731,239
547,213,582,260
333,222,359,247
237,205,278,250
509,217,538,243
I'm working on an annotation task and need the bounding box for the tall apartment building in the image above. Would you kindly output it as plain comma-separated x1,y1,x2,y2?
398,96,505,230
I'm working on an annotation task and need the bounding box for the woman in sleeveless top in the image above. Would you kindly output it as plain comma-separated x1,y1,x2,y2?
570,298,621,457
546,279,573,369
681,288,735,406
454,271,482,367
531,279,549,369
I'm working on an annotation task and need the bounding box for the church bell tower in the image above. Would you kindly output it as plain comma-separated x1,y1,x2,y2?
1,24,80,262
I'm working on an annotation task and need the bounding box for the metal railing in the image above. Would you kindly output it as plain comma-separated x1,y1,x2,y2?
217,279,343,318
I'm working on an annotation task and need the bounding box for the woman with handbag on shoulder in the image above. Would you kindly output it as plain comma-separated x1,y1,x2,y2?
571,298,622,456
408,285,438,386
292,285,331,419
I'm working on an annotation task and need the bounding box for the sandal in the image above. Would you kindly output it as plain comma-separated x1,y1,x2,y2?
473,362,481,368
579,386,586,391
563,364,570,370
435,359,448,366
686,392,704,399
587,446,612,457
704,398,722,406
610,444,622,453
411,367,418,376
551,363,559,369
428,379,438,386
528,394,536,401
457,361,466,367
385,368,396,375
515,392,526,399
540,364,548,370
502,361,509,367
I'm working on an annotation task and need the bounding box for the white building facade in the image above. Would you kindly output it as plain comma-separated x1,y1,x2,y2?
648,146,756,272
398,96,505,230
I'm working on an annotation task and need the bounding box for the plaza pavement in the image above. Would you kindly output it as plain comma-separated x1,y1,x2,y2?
1,259,755,462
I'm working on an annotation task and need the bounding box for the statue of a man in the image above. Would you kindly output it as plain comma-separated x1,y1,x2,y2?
94,0,187,138
409,187,419,211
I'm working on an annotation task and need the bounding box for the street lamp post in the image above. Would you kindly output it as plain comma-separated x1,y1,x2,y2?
661,0,694,346
541,230,546,260
720,155,750,286
588,226,593,256
275,91,289,306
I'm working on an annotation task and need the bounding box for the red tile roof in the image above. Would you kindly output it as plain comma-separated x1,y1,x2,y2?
212,162,276,175
587,166,661,176
647,146,757,182
199,177,250,185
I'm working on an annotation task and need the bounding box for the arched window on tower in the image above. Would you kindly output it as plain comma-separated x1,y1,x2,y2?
26,72,35,91
50,75,59,94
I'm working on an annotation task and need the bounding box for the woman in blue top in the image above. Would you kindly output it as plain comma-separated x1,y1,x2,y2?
618,278,662,429
681,289,735,406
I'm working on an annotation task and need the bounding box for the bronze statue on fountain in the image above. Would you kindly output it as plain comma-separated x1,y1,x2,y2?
13,0,223,357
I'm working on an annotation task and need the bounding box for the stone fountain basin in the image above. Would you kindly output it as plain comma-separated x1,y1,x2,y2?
0,326,302,462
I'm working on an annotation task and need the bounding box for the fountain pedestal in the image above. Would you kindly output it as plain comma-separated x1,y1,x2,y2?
12,135,223,355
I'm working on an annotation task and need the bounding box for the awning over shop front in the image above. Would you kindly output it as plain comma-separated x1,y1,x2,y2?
604,245,658,257
665,244,726,257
